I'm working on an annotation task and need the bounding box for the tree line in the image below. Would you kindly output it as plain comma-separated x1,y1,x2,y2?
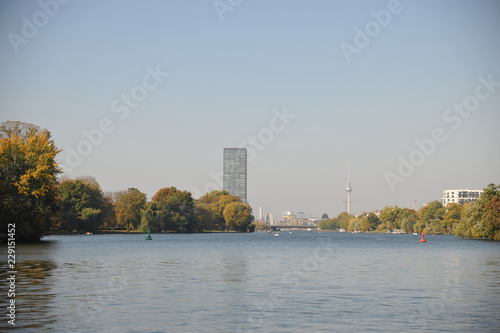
318,183,500,240
57,177,254,234
1,121,498,241
0,121,253,242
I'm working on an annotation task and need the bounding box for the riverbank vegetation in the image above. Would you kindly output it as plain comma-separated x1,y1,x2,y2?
1,121,498,241
0,121,253,242
318,184,500,240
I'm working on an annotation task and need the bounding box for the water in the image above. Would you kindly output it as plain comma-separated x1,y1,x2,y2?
1,232,500,332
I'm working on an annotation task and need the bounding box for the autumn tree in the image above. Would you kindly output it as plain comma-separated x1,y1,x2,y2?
0,121,61,242
253,221,270,231
223,201,253,232
484,196,500,240
114,188,147,230
454,184,500,239
194,190,242,231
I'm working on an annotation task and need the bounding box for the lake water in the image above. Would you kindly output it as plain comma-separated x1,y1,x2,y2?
1,232,500,332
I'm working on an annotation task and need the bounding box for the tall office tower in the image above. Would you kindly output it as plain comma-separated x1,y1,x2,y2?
223,148,247,204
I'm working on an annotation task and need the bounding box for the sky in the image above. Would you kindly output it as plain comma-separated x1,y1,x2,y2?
1,0,499,220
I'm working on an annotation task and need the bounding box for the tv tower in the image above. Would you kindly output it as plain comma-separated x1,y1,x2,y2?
346,161,352,215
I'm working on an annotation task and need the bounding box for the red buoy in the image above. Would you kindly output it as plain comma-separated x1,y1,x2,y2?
419,233,427,242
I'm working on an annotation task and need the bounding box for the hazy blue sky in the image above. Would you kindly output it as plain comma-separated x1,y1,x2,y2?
1,0,499,220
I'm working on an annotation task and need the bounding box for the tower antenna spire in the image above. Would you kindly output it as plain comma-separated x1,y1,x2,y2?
346,161,352,215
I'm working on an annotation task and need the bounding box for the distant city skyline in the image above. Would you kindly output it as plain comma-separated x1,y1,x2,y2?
1,1,499,221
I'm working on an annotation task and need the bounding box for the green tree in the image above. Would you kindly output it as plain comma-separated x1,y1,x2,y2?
337,212,353,230
0,121,61,242
139,201,163,233
419,201,444,225
151,186,196,232
194,202,216,231
114,188,147,230
317,218,339,230
361,213,380,231
442,203,462,234
348,217,362,231
454,184,500,239
400,215,418,233
223,201,253,232
426,219,442,234
455,201,481,238
101,192,117,228
59,177,108,232
380,206,402,230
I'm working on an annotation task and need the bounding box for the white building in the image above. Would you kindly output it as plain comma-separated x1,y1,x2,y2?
441,189,483,207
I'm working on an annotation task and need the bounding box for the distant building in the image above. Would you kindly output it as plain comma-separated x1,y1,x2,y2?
267,214,275,225
223,148,247,203
441,189,483,207
321,213,329,220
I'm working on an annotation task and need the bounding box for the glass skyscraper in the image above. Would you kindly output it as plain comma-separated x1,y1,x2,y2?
223,148,247,204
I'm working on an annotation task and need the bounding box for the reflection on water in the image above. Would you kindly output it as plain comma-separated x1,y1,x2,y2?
0,241,57,332
1,233,499,332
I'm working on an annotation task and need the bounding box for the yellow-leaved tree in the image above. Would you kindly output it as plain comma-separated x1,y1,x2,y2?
0,121,61,242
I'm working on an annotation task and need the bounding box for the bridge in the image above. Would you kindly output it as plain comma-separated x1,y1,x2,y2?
270,225,318,231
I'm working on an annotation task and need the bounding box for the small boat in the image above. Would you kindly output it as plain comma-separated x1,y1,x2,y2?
413,232,418,235
85,232,92,235
274,232,280,237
